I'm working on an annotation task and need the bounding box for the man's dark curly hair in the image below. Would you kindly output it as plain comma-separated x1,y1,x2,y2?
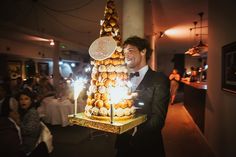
123,36,152,61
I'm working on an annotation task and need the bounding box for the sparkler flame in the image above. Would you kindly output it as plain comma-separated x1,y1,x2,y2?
107,78,129,105
73,77,87,116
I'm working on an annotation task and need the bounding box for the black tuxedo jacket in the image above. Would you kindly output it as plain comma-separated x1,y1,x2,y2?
116,68,170,157
0,117,25,157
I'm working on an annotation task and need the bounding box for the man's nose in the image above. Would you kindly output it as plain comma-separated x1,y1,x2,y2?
124,52,132,57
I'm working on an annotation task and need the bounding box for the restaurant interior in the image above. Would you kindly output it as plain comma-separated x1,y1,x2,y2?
0,0,236,157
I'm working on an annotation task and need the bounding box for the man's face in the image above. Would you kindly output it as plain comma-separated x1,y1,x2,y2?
124,44,142,69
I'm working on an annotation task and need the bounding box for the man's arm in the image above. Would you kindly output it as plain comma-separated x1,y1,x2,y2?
143,77,170,131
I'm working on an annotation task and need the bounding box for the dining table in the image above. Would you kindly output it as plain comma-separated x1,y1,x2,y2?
38,96,84,127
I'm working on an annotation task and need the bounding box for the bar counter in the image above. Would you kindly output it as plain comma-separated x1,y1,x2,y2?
181,79,207,133
181,80,207,90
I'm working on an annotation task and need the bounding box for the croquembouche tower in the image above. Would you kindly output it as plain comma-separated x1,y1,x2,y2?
84,0,135,121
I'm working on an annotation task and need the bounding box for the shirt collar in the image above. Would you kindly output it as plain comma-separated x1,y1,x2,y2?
137,65,149,78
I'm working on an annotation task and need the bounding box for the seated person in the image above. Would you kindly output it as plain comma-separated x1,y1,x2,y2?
38,77,56,101
17,89,42,155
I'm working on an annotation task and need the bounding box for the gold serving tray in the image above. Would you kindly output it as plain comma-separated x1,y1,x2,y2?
68,113,147,134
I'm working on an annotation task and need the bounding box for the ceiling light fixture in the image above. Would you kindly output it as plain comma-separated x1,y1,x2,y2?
159,31,165,38
185,12,208,57
50,39,55,46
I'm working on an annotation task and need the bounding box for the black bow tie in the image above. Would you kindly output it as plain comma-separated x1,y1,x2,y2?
130,72,140,78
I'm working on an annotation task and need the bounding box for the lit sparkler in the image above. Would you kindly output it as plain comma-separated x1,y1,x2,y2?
73,78,87,116
107,79,130,123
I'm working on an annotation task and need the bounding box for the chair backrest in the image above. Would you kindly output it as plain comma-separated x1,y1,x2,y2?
36,122,53,153
29,142,50,157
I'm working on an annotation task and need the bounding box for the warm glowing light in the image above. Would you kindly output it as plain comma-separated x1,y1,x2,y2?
66,79,71,84
100,20,104,26
50,40,55,46
165,29,178,36
185,46,208,56
186,71,191,75
108,86,128,104
108,83,129,123
192,53,200,57
107,79,129,105
29,36,50,42
164,25,192,39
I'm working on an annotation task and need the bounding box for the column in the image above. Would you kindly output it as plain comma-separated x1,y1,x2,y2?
149,35,157,71
53,40,60,93
122,0,144,40
122,0,157,71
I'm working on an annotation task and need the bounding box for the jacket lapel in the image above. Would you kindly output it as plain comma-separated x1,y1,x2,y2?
136,68,154,91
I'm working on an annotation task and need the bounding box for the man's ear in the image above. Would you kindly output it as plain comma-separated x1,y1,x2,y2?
141,49,146,56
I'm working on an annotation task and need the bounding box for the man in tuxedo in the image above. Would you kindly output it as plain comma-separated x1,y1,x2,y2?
115,36,170,157
0,95,25,157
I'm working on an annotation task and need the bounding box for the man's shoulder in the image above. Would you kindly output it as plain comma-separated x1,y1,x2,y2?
0,117,15,129
148,69,168,80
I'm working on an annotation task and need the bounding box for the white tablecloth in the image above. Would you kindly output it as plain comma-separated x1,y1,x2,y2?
38,96,80,127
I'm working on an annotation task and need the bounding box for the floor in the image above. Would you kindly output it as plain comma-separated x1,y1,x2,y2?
163,103,215,157
47,91,215,157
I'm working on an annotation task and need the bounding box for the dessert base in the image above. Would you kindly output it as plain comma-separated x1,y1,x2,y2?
68,112,147,134
86,114,134,121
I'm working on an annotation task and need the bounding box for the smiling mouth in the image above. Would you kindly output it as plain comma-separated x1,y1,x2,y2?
125,58,133,64
125,60,132,64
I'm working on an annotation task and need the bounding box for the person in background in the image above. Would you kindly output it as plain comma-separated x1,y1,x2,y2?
0,94,25,157
0,84,7,115
38,77,55,102
0,83,11,115
115,36,170,157
182,68,189,78
57,79,71,100
169,69,181,105
11,76,24,98
190,67,198,82
17,89,42,155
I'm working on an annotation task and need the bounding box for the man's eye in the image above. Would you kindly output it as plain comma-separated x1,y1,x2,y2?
124,49,134,53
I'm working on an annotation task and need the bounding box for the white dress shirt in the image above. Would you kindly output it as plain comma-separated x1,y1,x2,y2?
129,65,149,136
130,65,149,92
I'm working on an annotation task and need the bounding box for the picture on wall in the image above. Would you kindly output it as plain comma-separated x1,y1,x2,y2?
7,61,22,80
38,62,49,76
222,41,236,94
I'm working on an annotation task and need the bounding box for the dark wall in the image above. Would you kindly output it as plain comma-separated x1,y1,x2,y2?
172,54,185,77
0,54,9,80
25,59,36,78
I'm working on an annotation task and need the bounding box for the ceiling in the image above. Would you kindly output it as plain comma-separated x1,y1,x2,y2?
0,0,208,57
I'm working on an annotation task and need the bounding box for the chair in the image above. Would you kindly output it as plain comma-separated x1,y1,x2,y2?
36,122,53,153
29,142,49,157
